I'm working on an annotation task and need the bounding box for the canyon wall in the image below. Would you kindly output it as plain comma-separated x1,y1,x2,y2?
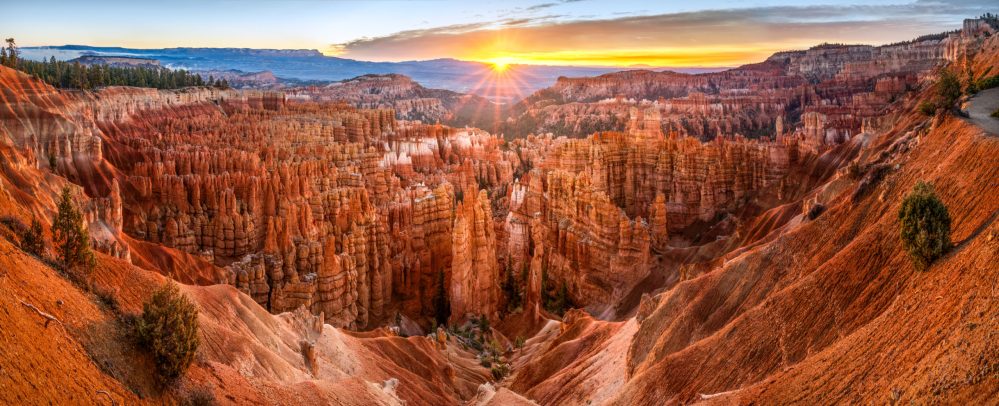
503,118,795,311
2,18,991,332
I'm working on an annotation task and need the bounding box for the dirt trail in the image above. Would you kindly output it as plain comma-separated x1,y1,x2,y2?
966,87,999,135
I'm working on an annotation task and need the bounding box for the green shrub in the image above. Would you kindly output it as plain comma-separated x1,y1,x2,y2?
135,282,200,384
21,218,45,257
0,216,45,257
991,107,999,119
965,68,979,95
846,162,865,180
182,386,216,406
540,265,574,316
490,363,510,380
977,75,999,91
936,70,962,109
478,315,490,335
918,101,937,116
898,182,951,271
95,287,120,314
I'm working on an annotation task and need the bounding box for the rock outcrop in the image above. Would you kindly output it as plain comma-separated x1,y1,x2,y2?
449,189,501,322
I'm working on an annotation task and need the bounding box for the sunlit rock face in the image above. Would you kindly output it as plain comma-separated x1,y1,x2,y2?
0,64,517,328
2,15,998,406
502,122,795,311
93,96,519,327
490,24,997,314
449,189,501,323
0,18,982,330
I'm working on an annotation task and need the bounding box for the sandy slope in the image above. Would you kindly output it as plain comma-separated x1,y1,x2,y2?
2,233,492,404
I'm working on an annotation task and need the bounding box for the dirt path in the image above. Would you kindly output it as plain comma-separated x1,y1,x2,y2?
965,87,999,135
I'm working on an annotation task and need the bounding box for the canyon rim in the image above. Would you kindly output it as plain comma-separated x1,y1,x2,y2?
1,2,997,405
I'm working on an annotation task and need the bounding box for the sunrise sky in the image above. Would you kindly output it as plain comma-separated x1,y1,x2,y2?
4,0,995,67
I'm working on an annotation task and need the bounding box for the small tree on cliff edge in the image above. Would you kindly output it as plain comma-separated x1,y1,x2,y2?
936,69,962,111
52,186,96,275
898,181,951,271
21,218,45,257
1,38,17,68
136,282,200,384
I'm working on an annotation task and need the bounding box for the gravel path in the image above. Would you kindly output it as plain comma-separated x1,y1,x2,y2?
965,87,999,136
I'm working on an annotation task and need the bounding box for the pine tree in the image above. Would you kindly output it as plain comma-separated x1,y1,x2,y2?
555,282,570,314
501,258,521,311
21,218,45,257
937,69,962,110
540,263,550,309
4,38,16,68
52,186,96,274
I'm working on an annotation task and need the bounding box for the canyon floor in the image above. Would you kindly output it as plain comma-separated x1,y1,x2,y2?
0,18,998,406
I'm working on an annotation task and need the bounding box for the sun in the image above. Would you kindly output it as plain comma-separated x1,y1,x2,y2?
486,57,515,73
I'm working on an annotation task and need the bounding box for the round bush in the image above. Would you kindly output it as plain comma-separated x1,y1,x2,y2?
136,282,200,383
898,181,951,271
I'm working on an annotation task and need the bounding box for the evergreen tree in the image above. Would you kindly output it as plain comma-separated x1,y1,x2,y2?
3,38,16,68
898,182,951,271
478,314,490,338
10,53,210,90
555,282,571,314
501,258,522,311
936,69,962,110
21,217,45,257
135,282,200,384
52,186,96,273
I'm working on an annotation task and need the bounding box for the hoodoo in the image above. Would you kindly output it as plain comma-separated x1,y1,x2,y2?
1,5,997,405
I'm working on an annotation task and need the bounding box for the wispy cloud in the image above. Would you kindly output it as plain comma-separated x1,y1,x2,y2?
525,3,557,12
331,2,993,66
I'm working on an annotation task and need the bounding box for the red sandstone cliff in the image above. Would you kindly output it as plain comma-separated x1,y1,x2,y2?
0,18,995,405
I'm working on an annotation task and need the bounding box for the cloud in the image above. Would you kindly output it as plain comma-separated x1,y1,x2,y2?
332,2,994,66
525,3,557,12
502,18,534,26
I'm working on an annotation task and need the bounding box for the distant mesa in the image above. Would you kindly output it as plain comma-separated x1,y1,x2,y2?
69,54,161,69
163,47,325,57
192,69,279,88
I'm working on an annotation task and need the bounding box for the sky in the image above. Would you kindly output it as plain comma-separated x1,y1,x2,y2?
3,0,995,67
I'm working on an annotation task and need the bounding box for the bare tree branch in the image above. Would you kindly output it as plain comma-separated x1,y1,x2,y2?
95,390,117,406
20,300,63,328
